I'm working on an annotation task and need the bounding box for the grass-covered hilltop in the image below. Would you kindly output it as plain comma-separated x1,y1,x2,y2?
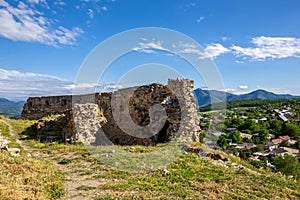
1,98,300,200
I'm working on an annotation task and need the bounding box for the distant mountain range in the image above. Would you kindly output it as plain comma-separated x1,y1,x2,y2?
194,89,300,107
0,98,25,118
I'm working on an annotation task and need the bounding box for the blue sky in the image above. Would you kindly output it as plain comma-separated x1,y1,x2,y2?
0,0,300,100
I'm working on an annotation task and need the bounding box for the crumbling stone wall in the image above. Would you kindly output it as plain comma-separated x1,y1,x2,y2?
168,79,200,142
22,79,200,145
22,95,72,120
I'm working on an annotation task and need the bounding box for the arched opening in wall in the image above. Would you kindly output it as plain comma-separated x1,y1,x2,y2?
45,100,50,106
29,102,33,107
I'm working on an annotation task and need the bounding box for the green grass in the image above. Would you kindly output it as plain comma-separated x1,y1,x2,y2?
0,151,64,199
0,117,64,199
96,154,300,199
1,116,300,199
0,122,23,150
76,185,97,191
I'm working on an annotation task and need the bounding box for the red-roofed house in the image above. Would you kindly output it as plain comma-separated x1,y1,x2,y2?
279,135,290,141
271,139,283,145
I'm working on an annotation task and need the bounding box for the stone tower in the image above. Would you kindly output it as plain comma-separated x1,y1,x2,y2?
167,78,200,142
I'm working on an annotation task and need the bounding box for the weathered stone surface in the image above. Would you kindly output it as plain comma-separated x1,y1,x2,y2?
22,79,201,145
72,103,107,145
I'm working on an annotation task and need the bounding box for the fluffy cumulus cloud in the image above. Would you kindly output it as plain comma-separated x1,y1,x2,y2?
0,0,82,46
231,36,300,61
0,68,120,100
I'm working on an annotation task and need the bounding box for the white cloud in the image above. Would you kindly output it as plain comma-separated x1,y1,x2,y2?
27,0,49,8
176,42,230,59
0,68,121,100
133,40,168,53
267,88,300,96
79,0,112,20
203,43,230,59
224,88,236,93
177,42,203,55
0,68,65,80
221,36,230,41
0,0,82,47
101,6,108,11
235,60,244,64
87,8,94,19
196,16,204,23
53,0,65,6
231,36,300,61
239,85,248,90
133,40,230,60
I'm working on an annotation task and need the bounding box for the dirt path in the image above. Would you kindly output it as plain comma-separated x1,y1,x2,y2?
0,119,109,200
0,119,32,154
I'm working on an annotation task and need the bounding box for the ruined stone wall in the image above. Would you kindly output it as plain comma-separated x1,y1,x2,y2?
22,79,200,145
97,83,177,145
22,95,72,119
22,94,98,120
167,79,200,142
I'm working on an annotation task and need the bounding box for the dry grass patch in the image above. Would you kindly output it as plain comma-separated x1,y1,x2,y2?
0,151,64,199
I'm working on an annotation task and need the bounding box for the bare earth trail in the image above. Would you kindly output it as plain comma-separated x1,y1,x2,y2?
0,119,31,153
0,119,113,200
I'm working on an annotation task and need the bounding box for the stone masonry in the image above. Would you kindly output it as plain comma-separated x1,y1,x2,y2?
22,79,200,145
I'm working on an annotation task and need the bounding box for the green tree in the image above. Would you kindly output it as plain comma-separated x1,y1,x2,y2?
199,132,207,143
217,135,228,149
248,159,266,169
241,119,260,133
279,140,290,147
282,123,300,138
271,154,300,180
293,138,300,150
269,120,283,137
231,118,244,129
255,130,269,144
251,145,264,153
228,130,243,143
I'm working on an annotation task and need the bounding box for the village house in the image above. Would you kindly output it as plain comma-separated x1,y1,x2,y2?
235,143,256,150
263,142,277,151
268,148,288,156
279,135,290,141
271,138,283,145
226,127,237,132
277,114,288,122
240,132,252,140
282,147,299,155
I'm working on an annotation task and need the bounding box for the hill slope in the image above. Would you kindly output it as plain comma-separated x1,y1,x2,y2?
194,88,300,106
0,98,25,118
1,117,300,199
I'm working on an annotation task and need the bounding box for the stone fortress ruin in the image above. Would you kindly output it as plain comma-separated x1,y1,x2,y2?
21,79,200,146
